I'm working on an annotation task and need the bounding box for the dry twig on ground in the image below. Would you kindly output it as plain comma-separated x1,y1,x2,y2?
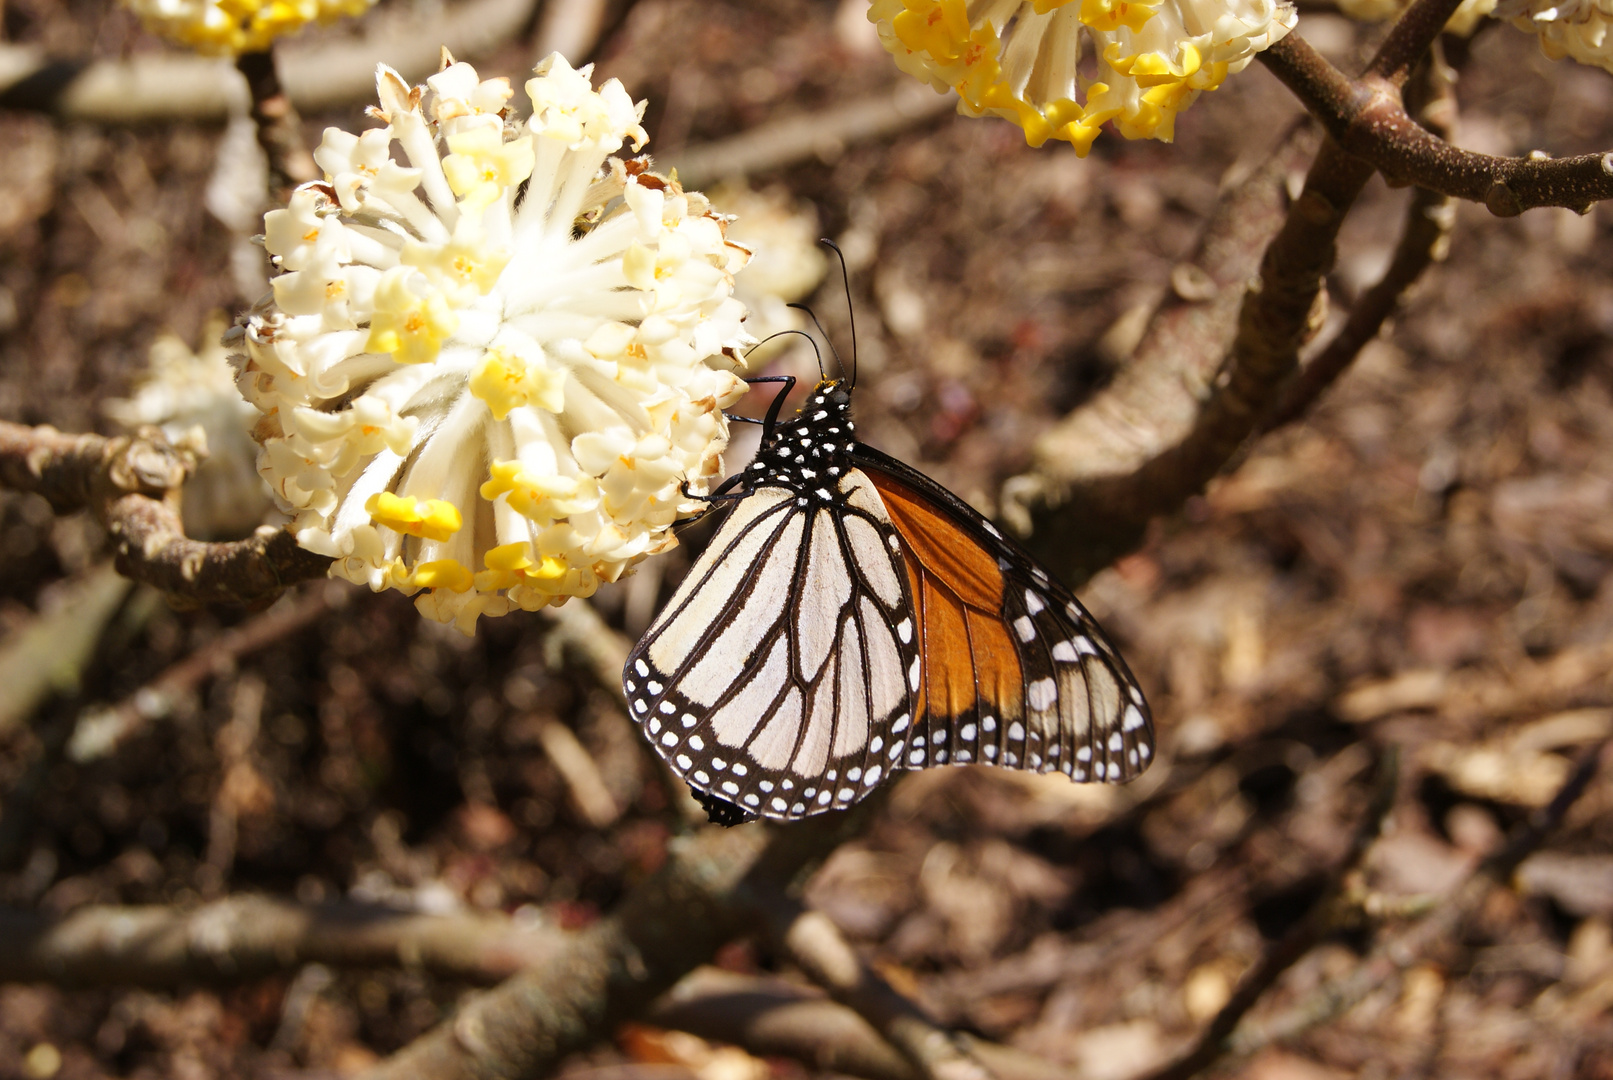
0,895,570,986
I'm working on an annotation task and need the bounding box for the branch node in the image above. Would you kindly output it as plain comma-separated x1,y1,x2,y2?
1485,181,1522,218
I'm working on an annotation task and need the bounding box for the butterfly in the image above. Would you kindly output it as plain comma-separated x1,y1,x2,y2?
621,366,1154,825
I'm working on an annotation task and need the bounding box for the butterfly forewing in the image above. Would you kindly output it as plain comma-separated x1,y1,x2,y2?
625,467,922,819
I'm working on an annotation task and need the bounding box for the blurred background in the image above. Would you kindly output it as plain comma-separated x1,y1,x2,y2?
2,0,1613,1076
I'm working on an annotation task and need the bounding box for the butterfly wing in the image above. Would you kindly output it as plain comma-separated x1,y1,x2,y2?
851,444,1154,785
624,474,922,819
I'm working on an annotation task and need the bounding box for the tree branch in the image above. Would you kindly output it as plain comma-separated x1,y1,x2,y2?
0,421,333,606
359,805,875,1080
1259,34,1613,215
1006,124,1372,584
651,970,1078,1080
1263,50,1459,430
237,48,318,200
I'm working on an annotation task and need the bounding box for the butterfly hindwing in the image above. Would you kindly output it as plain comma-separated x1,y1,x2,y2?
852,444,1154,784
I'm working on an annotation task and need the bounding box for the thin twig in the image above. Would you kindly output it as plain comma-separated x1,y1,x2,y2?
1226,740,1608,1057
1263,50,1459,431
65,580,345,762
1365,0,1466,86
1010,124,1373,585
1141,747,1401,1080
359,804,875,1080
749,889,993,1080
651,969,1075,1080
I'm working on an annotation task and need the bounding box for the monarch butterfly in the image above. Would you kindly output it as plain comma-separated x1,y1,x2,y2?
623,337,1153,825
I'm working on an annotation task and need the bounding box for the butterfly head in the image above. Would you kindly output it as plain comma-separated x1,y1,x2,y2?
746,379,857,494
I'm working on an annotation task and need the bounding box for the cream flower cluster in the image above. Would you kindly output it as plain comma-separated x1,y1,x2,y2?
869,0,1295,153
1496,0,1613,71
106,312,273,540
232,55,753,633
123,0,377,55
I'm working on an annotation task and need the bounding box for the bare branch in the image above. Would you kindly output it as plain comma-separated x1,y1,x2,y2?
0,896,569,987
1366,0,1466,85
1259,35,1613,215
236,48,318,199
1264,51,1459,431
652,970,1076,1080
360,805,876,1080
0,421,333,606
755,894,992,1080
1007,124,1374,584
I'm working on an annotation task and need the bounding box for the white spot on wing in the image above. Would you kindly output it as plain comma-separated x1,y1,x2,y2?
1028,678,1057,711
1024,590,1045,614
1013,616,1036,642
1051,640,1079,662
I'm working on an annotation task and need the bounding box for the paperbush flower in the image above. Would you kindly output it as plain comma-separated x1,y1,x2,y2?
1495,0,1613,70
719,184,830,340
123,0,378,55
868,0,1295,153
105,313,273,539
232,55,753,632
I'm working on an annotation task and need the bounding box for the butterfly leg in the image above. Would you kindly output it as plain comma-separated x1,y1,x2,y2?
746,375,796,435
680,473,750,504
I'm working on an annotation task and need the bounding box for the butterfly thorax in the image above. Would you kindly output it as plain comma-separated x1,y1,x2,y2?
744,379,857,498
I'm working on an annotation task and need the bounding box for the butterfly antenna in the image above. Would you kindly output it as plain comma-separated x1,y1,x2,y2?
820,238,856,388
783,303,831,382
787,302,848,385
744,327,823,366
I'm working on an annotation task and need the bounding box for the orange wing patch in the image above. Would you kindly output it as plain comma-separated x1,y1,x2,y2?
870,471,1023,723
